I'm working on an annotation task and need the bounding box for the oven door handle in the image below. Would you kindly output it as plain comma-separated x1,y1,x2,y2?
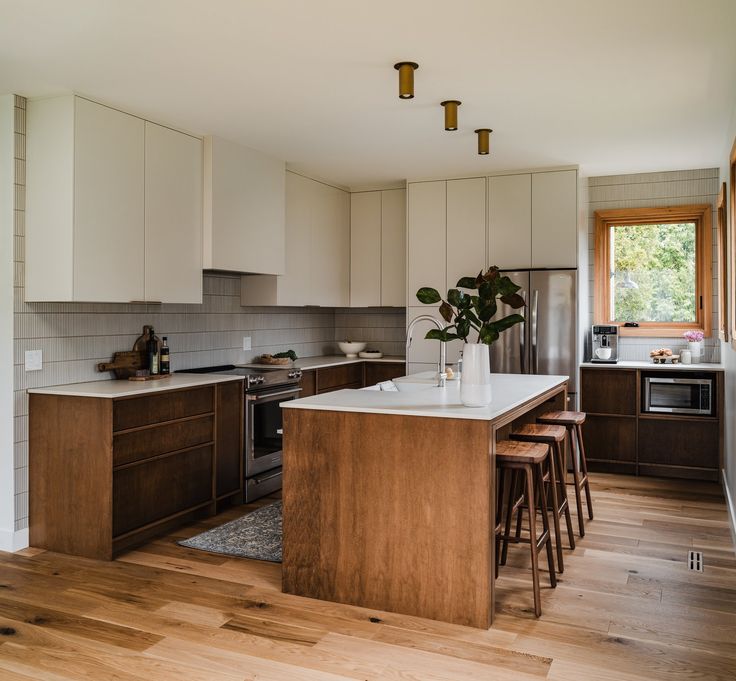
253,470,282,484
247,388,302,402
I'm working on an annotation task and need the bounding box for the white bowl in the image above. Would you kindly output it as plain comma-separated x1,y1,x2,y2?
338,341,367,357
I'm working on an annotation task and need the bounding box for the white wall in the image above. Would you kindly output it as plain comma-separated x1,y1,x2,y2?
719,99,736,547
0,95,20,551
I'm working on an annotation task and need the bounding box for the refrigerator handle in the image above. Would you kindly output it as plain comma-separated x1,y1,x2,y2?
519,289,526,373
531,289,539,374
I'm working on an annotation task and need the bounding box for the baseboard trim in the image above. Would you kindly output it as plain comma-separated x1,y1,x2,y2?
0,528,29,553
722,469,736,555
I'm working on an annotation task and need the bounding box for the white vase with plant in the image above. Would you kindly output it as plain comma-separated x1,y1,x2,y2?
683,330,704,363
416,267,526,407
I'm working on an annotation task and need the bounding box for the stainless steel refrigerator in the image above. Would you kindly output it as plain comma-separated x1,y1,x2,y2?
489,269,577,397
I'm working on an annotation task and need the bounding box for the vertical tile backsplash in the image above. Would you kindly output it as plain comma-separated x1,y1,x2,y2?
11,96,404,532
587,169,721,363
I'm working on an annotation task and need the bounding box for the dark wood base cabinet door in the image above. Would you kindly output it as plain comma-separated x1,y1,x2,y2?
113,445,214,537
638,418,719,480
582,415,637,475
364,362,405,386
215,381,243,499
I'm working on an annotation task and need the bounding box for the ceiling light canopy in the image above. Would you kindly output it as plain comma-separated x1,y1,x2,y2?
474,128,492,155
393,61,419,99
440,100,461,131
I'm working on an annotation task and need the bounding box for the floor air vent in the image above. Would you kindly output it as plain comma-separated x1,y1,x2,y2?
688,550,704,572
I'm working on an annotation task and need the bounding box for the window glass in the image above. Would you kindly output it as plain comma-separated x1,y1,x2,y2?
609,222,697,323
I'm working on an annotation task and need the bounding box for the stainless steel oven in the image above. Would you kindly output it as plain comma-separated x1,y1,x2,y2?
642,373,714,416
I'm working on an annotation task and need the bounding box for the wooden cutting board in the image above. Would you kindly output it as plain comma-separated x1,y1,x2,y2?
97,351,146,379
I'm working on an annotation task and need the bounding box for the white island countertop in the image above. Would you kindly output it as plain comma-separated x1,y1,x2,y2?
28,373,244,399
283,371,568,421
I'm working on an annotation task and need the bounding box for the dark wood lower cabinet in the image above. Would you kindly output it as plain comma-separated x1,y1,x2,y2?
30,379,244,560
300,361,406,396
580,367,722,481
364,361,406,386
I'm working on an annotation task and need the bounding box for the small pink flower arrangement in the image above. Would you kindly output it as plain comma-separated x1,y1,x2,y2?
683,330,704,342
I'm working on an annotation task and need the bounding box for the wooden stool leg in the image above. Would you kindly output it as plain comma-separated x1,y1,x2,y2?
569,425,586,538
500,469,517,566
523,464,542,617
545,444,564,573
495,467,509,579
536,461,557,589
555,440,576,551
576,423,594,520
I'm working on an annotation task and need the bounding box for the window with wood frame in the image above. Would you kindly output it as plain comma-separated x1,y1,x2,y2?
716,182,728,341
594,205,712,337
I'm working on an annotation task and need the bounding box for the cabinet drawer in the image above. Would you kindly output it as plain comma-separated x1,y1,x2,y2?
364,362,405,386
317,364,363,392
113,415,214,467
299,370,317,398
113,386,214,431
638,418,719,469
581,369,637,415
113,445,213,536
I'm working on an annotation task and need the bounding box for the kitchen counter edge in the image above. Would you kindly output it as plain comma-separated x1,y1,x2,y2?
27,373,245,399
580,360,724,372
239,355,406,371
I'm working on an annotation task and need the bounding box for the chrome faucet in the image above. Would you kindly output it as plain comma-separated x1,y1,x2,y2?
406,315,448,388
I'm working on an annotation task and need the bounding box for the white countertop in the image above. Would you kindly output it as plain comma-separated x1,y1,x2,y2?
283,371,568,421
28,373,244,399
580,360,724,372
239,355,406,371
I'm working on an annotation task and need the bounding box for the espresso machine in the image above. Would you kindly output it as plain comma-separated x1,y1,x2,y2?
591,325,619,364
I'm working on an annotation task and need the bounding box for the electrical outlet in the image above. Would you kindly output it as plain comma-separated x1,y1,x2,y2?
243,336,252,351
25,349,42,371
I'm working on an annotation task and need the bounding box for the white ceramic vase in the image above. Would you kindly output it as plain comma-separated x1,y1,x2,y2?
688,340,702,363
460,342,492,407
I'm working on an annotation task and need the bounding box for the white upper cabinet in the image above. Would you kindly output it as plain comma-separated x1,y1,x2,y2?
488,173,532,270
144,122,203,304
408,181,446,301
350,191,382,307
26,95,203,303
241,172,350,306
446,177,486,289
349,187,406,308
531,170,577,268
27,95,145,302
203,136,285,275
380,188,406,307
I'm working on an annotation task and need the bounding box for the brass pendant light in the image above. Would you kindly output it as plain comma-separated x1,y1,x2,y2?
394,61,419,99
440,100,461,131
474,128,493,155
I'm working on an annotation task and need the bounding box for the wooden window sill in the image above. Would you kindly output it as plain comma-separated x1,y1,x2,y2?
615,325,708,338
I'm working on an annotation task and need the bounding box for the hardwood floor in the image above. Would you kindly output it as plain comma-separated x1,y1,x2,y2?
0,473,734,680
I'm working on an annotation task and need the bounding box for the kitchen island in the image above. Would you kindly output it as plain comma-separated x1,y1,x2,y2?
281,372,568,628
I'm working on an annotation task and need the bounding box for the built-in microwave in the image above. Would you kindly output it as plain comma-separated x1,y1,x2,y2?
642,373,714,416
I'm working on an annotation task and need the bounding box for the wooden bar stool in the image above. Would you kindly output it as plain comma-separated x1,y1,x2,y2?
537,411,593,537
495,440,557,617
510,423,575,572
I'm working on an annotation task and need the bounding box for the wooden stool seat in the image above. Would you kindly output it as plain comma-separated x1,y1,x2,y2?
510,423,576,572
536,410,594,537
496,440,549,465
511,422,567,443
538,410,586,426
495,439,556,617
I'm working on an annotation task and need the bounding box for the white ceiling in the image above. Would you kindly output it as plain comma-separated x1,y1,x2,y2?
1,0,735,188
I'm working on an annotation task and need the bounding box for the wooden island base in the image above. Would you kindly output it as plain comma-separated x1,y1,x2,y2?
282,382,566,628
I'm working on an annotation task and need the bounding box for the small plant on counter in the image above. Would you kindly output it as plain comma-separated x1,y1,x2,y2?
682,330,704,343
416,266,525,344
273,350,298,360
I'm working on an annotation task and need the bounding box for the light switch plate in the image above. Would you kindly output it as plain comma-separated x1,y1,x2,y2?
25,349,42,371
243,336,252,351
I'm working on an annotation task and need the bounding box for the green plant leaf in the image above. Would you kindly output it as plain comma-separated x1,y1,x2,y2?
478,281,495,300
483,266,500,282
464,309,481,327
456,277,479,290
425,328,459,342
478,299,498,322
439,301,455,323
455,318,471,340
447,288,463,307
500,293,526,309
487,313,525,334
416,287,441,304
496,276,521,296
479,326,500,344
